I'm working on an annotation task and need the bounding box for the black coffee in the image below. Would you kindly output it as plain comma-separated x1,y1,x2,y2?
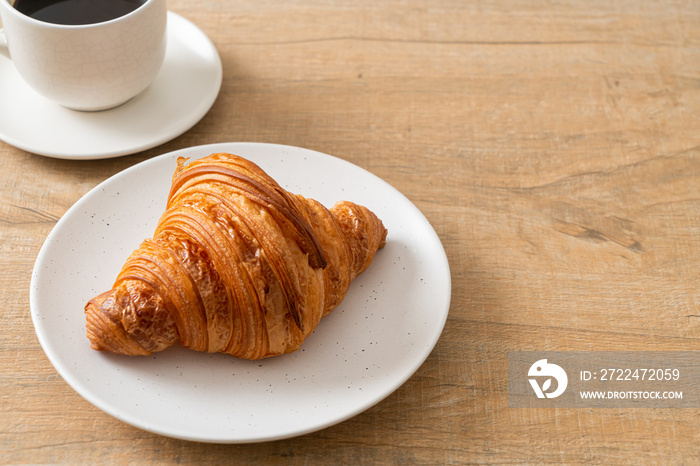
13,0,146,25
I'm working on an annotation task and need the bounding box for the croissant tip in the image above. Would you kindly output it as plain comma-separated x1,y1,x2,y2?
85,300,151,356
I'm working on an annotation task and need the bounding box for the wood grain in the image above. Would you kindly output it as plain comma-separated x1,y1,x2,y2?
1,0,699,463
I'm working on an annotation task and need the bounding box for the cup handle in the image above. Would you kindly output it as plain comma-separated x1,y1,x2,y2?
0,29,9,60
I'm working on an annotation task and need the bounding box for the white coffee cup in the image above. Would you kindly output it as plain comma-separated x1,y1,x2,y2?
0,0,167,111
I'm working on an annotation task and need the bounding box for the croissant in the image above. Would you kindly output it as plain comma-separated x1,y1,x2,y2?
85,153,387,359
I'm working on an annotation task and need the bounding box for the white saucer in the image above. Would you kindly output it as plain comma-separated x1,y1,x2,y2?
0,12,222,159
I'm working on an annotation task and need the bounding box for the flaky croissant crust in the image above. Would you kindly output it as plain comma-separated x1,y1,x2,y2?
85,153,387,359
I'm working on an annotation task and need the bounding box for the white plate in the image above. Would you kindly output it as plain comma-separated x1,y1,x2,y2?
0,12,222,159
30,143,451,443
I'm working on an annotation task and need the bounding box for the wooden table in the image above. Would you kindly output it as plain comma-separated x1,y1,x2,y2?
2,0,699,463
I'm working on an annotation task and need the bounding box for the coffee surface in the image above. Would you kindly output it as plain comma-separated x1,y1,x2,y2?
13,0,146,25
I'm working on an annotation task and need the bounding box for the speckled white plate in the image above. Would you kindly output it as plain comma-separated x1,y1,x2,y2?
30,143,451,443
0,12,222,159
